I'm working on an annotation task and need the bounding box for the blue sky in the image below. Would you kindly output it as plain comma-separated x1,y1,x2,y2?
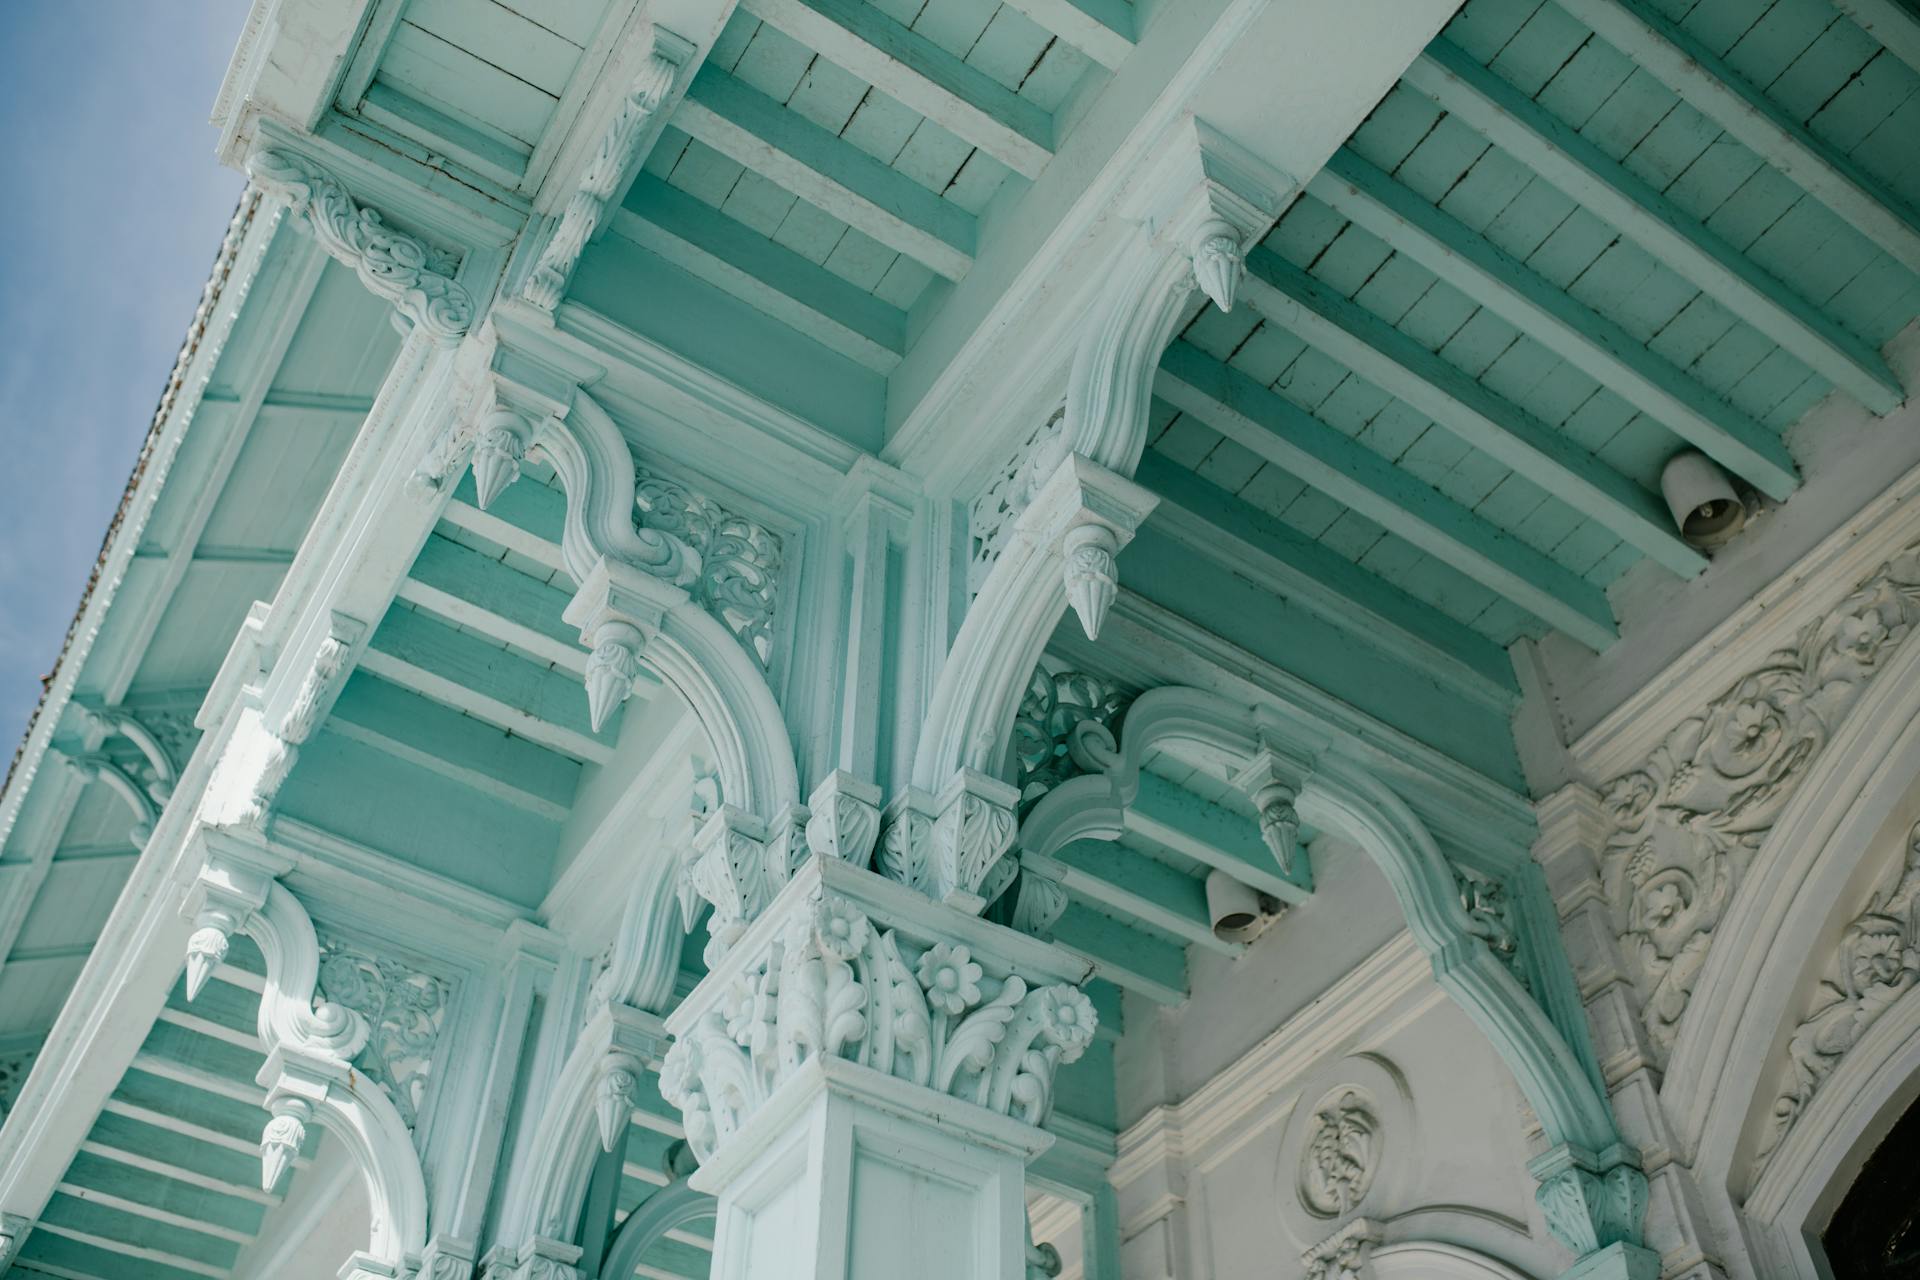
0,2,252,749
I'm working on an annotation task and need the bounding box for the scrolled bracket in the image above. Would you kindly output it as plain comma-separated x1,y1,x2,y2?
805,771,882,868
246,146,474,345
1530,1143,1657,1274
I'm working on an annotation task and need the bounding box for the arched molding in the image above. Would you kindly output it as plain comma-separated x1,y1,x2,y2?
58,755,159,848
1661,631,1920,1180
179,830,428,1271
1020,685,1646,1265
597,1176,708,1280
1369,1239,1539,1280
531,390,798,824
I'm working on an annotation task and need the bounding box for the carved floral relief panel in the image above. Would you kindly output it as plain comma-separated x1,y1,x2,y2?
633,465,785,669
315,936,454,1130
1598,538,1920,1060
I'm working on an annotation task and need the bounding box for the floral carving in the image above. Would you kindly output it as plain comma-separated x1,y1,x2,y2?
635,466,784,668
1599,539,1920,1059
659,888,1097,1163
1755,821,1920,1174
248,148,472,344
1299,1089,1378,1217
1011,668,1131,813
315,938,452,1129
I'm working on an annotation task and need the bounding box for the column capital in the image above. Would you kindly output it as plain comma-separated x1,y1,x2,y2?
661,854,1096,1174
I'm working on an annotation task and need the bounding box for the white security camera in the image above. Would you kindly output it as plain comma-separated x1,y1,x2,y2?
1206,870,1280,943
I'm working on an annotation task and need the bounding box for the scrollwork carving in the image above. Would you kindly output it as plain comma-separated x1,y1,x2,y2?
315,937,453,1130
1011,668,1131,812
634,465,784,668
1456,869,1529,994
1599,538,1920,1059
248,148,472,344
970,410,1068,596
1754,820,1920,1174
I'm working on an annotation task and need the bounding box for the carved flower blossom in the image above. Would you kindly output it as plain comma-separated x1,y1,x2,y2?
1837,610,1891,663
812,897,871,960
1728,702,1774,754
916,943,983,1015
1640,881,1686,927
1841,916,1910,998
1036,986,1097,1055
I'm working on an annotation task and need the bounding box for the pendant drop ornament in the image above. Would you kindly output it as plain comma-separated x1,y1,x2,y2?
1062,524,1119,641
1190,221,1245,313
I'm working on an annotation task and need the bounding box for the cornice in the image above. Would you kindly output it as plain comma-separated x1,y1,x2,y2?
1571,452,1920,781
1110,933,1433,1189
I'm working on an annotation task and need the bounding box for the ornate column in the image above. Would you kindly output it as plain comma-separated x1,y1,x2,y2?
659,854,1098,1280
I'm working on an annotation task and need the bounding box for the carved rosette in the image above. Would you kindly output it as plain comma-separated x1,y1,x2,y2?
1599,537,1920,1060
1755,820,1920,1174
659,860,1097,1165
247,148,473,344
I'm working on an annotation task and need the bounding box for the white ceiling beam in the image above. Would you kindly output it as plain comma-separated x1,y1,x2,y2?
739,0,1055,177
438,500,569,578
676,66,977,280
1156,340,1621,650
1406,40,1904,415
1239,248,1707,578
1024,843,1239,955
1311,148,1802,502
1556,0,1920,276
999,0,1135,70
355,647,614,766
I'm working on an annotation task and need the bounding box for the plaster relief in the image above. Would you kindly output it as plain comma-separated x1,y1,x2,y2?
1598,537,1920,1060
634,465,784,669
1299,1088,1381,1218
316,936,454,1130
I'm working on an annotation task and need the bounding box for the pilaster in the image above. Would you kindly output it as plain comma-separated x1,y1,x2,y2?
660,855,1098,1280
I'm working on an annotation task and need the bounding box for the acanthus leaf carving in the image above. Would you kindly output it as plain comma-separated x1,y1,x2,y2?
1298,1087,1379,1218
1300,1219,1382,1280
583,624,646,735
248,148,473,344
805,772,882,869
1599,537,1920,1060
929,770,1019,913
659,874,1097,1166
1755,820,1920,1175
261,1096,311,1193
1011,667,1131,813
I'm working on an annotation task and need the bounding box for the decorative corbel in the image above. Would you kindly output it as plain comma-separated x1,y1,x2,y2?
1061,118,1292,478
198,613,363,830
1034,450,1159,646
928,769,1020,914
685,805,773,962
1231,747,1305,876
523,27,693,312
804,770,882,867
562,557,682,733
247,147,474,345
1530,1143,1658,1278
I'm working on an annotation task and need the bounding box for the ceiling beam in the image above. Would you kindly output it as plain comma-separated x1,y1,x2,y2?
999,0,1135,70
1050,903,1187,1006
1156,339,1620,649
1124,772,1311,905
358,609,617,764
26,1221,227,1279
615,176,908,374
1833,0,1920,77
1025,839,1240,956
676,66,978,280
51,1182,251,1247
1311,149,1801,502
739,0,1055,177
1240,249,1706,579
399,533,586,677
439,499,569,579
1555,0,1920,277
76,1140,277,1207
1135,451,1521,706
1405,40,1903,415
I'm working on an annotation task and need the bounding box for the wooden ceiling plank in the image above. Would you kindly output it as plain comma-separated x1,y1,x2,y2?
52,1183,251,1249
1556,0,1920,276
739,0,1055,177
1049,903,1187,1006
1025,841,1240,955
1240,248,1707,578
74,1141,277,1208
1156,339,1621,650
998,0,1135,70
1123,773,1312,906
1406,40,1903,414
26,1221,228,1279
1832,0,1920,77
1311,148,1801,503
677,65,977,279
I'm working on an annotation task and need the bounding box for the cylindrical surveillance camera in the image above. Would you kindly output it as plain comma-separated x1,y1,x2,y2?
1660,450,1746,550
1206,869,1265,943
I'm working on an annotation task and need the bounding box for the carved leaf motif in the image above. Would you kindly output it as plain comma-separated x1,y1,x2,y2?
970,409,1066,595
315,939,451,1129
635,466,784,668
1298,1089,1379,1218
1012,668,1131,812
1599,539,1920,1060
